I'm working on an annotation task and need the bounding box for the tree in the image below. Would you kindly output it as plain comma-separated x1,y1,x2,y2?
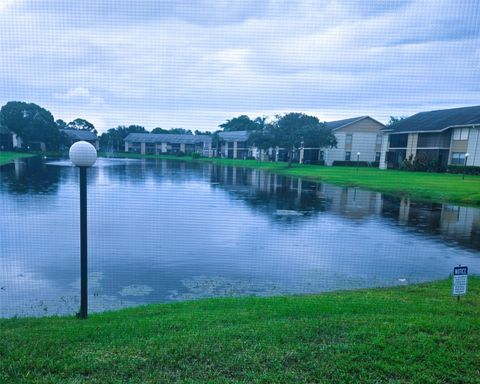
219,115,263,132
67,118,97,134
0,101,63,150
387,116,406,127
249,112,337,167
211,131,222,156
99,125,147,152
194,130,212,135
168,128,192,135
152,127,192,135
56,119,67,129
151,127,168,134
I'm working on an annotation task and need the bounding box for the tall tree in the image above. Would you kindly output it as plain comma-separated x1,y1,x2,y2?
0,101,63,150
168,128,192,135
250,113,337,167
387,116,407,127
151,127,192,135
100,125,147,152
56,119,67,129
219,115,263,132
151,127,168,134
67,118,97,134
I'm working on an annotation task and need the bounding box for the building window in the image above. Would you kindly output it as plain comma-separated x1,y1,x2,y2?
453,128,469,140
375,152,381,162
345,151,351,161
451,152,466,165
345,134,353,145
376,134,383,145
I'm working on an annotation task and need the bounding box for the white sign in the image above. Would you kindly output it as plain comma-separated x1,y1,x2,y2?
452,266,468,296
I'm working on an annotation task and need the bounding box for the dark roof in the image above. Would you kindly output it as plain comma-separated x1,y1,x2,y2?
218,130,250,142
60,129,98,141
385,105,480,134
124,133,211,144
325,116,372,131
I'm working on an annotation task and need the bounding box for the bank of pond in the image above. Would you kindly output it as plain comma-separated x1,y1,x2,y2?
1,277,479,383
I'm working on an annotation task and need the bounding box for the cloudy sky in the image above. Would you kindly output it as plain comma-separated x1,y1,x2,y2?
0,0,479,133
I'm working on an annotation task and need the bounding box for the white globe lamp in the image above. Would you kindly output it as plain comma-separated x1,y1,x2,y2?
69,141,97,167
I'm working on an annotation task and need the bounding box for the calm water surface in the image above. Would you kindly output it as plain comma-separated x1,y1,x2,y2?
1,157,479,317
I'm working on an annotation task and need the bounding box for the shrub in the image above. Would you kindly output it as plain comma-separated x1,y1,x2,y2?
191,152,201,159
304,160,325,165
400,154,445,173
447,165,480,175
332,161,377,167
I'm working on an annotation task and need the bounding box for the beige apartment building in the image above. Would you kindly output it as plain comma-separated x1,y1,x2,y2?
380,105,480,169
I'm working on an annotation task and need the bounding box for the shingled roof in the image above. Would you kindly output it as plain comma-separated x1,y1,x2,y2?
218,130,251,142
385,105,480,134
325,116,369,131
61,129,98,141
124,133,211,144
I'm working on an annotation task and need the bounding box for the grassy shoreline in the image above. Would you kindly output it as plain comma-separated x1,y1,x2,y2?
0,151,35,165
1,278,479,383
101,152,480,207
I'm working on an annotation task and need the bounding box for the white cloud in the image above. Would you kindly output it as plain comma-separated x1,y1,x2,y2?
0,0,22,12
0,0,478,132
56,87,90,99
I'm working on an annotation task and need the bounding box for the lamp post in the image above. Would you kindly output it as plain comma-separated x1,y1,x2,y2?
462,153,470,180
69,141,97,319
356,152,361,172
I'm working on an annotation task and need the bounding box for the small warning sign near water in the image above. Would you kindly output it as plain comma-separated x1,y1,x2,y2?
452,266,468,296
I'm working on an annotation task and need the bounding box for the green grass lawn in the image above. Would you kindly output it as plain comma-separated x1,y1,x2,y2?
102,153,480,206
1,278,479,383
0,151,35,165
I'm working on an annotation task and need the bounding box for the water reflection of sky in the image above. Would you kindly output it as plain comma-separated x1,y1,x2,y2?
1,157,479,317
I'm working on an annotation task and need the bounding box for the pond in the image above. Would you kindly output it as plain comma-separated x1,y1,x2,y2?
1,157,479,317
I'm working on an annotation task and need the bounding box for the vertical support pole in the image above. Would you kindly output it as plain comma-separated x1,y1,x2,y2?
79,167,88,319
462,156,467,180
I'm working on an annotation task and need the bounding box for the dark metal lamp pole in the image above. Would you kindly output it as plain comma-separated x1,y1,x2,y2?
79,166,88,319
462,153,469,180
69,141,97,320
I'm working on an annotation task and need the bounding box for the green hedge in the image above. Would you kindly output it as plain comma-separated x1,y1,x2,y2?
447,165,480,175
399,154,445,173
303,160,325,165
332,161,379,167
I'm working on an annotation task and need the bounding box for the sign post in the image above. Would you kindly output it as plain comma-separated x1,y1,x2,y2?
452,266,468,302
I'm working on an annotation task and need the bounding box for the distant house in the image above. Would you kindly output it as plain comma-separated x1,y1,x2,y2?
0,125,13,150
60,129,99,150
0,126,24,150
322,116,386,166
124,133,212,156
380,105,480,169
218,131,253,159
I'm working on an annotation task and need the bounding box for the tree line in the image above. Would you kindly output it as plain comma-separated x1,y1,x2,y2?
0,101,212,152
0,101,98,151
1,100,405,162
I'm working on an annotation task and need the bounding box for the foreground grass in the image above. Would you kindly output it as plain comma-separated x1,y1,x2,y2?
0,151,35,165
1,278,479,383
103,152,480,206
